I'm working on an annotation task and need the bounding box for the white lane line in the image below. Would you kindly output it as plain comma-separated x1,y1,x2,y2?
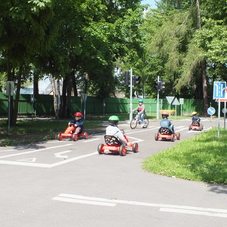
0,144,72,159
175,127,189,132
160,208,227,218
52,194,227,218
50,152,97,168
53,196,116,207
83,138,100,143
127,127,159,135
126,136,143,143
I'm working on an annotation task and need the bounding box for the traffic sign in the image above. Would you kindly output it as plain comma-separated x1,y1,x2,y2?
222,108,227,114
166,96,174,104
179,98,184,105
213,81,226,99
207,107,215,115
172,98,180,105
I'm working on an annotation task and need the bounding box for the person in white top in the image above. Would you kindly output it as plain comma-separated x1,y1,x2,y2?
106,115,127,145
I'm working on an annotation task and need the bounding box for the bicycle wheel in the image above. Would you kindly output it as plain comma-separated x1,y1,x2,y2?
130,119,137,129
143,119,149,128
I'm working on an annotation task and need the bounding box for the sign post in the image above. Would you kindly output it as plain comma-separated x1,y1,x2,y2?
213,81,226,139
179,98,184,116
172,98,180,119
81,93,87,120
166,96,174,119
6,81,14,132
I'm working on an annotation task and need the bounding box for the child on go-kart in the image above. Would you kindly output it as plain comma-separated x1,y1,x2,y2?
106,115,128,146
191,111,200,125
68,112,84,135
159,112,174,134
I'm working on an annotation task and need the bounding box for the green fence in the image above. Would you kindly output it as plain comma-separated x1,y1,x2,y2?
0,93,214,117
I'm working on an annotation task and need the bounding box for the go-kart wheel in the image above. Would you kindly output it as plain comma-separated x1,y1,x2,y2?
97,144,104,154
177,133,180,140
119,145,127,156
200,125,203,131
58,133,63,141
132,143,139,153
130,119,137,129
72,134,78,141
189,125,191,130
171,134,175,142
155,133,159,141
84,132,89,139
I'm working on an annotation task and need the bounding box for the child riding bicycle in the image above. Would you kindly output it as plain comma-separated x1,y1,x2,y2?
132,99,146,127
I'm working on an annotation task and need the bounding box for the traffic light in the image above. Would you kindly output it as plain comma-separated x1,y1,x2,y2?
154,80,165,91
154,81,159,90
159,81,165,90
124,71,130,86
132,75,141,87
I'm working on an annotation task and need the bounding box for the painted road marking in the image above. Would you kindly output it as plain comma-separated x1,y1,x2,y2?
126,136,143,143
83,138,100,143
0,144,72,160
54,150,72,159
160,208,227,218
17,158,37,162
53,194,227,218
0,152,97,168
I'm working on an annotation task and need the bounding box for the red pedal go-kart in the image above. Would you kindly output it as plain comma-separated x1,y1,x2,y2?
155,127,180,142
58,124,89,141
189,121,203,131
97,134,139,156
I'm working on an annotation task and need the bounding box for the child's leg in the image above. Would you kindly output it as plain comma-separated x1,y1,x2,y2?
74,126,82,134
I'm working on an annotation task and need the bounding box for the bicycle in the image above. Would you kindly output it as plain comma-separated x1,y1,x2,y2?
130,112,149,129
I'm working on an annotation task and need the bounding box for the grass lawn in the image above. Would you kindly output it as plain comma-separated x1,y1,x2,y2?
143,127,227,185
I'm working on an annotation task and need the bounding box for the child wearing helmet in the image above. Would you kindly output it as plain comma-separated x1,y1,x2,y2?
106,115,127,145
133,99,146,126
68,112,84,135
160,112,174,134
191,111,200,125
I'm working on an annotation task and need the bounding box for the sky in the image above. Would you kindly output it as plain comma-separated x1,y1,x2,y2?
141,0,157,8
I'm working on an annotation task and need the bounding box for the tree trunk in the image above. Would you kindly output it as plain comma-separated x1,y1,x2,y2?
66,71,73,117
49,74,60,119
33,72,39,95
60,77,67,118
201,61,209,116
12,66,23,125
196,0,208,115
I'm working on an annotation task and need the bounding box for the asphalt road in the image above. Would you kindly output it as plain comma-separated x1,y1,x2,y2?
0,117,227,227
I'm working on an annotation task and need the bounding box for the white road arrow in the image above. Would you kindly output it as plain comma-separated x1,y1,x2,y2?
54,150,72,159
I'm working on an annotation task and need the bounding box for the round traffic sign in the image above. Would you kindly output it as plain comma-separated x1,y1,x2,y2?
207,107,215,115
222,108,227,114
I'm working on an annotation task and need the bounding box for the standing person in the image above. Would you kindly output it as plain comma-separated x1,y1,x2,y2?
160,112,174,134
68,112,84,135
106,115,127,145
133,99,146,126
191,111,201,125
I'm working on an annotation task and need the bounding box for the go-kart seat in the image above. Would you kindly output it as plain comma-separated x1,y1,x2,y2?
192,121,200,126
159,127,172,134
104,135,122,146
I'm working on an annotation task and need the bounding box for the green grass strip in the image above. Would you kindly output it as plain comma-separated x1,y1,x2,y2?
143,127,227,185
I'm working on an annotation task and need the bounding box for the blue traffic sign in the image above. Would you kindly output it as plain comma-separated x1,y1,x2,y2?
207,107,215,115
213,81,226,99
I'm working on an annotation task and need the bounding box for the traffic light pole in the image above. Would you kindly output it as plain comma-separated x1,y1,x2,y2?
156,76,160,119
130,68,133,121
